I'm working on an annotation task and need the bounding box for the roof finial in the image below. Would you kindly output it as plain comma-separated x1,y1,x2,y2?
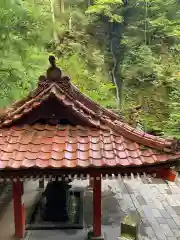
49,55,56,68
47,55,62,81
38,55,71,89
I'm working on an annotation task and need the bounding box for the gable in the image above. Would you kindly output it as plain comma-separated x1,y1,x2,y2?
12,92,98,126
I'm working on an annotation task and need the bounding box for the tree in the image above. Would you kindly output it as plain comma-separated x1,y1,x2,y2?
51,0,117,108
120,0,180,133
1,0,180,138
0,0,52,107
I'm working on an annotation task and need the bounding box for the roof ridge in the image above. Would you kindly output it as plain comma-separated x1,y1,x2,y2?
0,85,52,122
72,85,123,121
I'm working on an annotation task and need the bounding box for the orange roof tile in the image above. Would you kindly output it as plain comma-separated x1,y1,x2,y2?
0,124,179,170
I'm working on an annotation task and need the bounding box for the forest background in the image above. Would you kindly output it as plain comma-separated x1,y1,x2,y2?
0,0,180,137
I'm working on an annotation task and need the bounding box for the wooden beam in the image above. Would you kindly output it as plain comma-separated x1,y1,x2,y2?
156,169,178,182
0,161,177,178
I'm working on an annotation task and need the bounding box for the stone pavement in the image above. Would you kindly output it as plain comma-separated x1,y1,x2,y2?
106,177,180,240
26,177,180,240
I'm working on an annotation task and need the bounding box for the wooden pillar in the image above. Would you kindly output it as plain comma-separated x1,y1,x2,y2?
93,175,102,238
156,169,178,182
13,180,25,238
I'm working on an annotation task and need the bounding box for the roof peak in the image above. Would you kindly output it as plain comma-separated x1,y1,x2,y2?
38,56,71,90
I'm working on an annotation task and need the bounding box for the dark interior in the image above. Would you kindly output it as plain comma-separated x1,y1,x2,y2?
14,95,91,127
27,181,84,230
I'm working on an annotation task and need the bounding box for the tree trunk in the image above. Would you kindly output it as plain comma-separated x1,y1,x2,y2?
49,0,58,42
69,13,72,31
60,0,64,13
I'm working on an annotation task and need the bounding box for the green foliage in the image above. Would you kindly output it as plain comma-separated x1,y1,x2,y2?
53,0,116,108
118,0,180,134
86,0,123,23
0,0,52,107
0,0,180,139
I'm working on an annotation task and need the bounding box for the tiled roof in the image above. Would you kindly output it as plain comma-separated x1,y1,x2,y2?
0,76,175,152
0,56,179,171
0,124,179,170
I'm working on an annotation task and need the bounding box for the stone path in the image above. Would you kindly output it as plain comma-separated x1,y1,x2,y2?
106,177,180,240
17,177,180,239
